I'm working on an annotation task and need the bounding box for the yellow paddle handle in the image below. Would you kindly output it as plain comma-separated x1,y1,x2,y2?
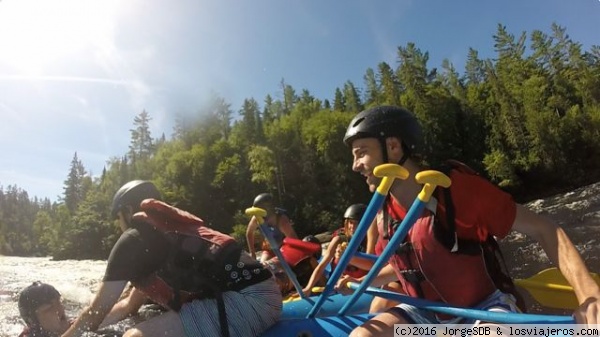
245,207,267,223
311,286,325,293
373,164,409,195
415,170,451,202
514,279,574,292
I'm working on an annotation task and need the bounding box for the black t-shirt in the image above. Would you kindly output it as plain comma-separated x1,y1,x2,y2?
103,221,169,282
103,218,274,299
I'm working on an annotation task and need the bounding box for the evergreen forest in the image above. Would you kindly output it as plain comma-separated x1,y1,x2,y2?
1,24,600,260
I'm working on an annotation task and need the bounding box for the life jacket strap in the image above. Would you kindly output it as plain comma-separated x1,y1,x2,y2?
400,269,425,298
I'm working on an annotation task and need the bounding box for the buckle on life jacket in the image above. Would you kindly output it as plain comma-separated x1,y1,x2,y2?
383,220,402,240
395,242,413,255
400,269,424,285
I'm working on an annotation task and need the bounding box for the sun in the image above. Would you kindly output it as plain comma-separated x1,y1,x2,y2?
0,0,120,76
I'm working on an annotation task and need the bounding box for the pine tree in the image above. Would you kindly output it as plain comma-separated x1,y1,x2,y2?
129,110,154,161
363,67,382,107
333,87,345,111
281,79,297,115
127,110,155,179
378,62,400,106
263,94,275,122
239,98,260,145
343,81,363,113
63,152,87,213
464,48,485,84
128,110,154,161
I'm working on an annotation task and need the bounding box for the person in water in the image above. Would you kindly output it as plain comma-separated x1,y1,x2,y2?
61,180,281,337
18,282,71,337
337,105,600,336
246,193,298,263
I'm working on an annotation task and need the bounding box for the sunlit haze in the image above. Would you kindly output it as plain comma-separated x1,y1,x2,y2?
0,0,598,200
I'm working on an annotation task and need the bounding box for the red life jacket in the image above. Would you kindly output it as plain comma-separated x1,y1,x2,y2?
380,160,525,311
280,237,321,267
332,259,368,279
380,199,496,308
131,199,270,311
19,320,74,337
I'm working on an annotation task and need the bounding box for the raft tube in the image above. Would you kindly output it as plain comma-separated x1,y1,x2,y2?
262,313,376,337
281,292,374,320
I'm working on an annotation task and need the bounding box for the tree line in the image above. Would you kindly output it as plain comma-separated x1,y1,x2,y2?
1,23,599,260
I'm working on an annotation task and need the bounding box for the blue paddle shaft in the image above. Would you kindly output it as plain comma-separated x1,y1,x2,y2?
259,223,306,299
354,251,377,262
307,192,386,318
339,196,428,315
347,283,574,324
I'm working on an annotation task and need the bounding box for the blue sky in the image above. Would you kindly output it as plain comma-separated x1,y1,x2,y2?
0,0,598,201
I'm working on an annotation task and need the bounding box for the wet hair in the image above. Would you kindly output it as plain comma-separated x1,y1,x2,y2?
18,282,60,326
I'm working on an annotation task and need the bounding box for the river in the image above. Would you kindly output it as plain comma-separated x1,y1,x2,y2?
3,183,600,335
0,256,148,337
0,248,576,336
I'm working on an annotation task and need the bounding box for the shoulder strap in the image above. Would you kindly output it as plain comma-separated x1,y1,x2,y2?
432,161,481,254
134,199,204,235
435,160,527,312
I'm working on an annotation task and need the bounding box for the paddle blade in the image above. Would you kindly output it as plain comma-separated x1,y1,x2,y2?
515,268,600,310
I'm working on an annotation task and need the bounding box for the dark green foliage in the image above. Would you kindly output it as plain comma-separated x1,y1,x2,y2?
2,22,600,258
63,152,88,213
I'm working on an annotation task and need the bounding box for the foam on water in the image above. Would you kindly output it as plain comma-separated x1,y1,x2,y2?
0,256,106,337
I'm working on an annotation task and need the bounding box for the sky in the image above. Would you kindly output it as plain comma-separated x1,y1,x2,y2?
0,0,598,202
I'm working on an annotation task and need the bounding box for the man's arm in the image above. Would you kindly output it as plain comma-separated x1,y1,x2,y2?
62,280,128,337
99,287,147,329
335,263,398,293
349,255,375,271
246,216,259,259
279,215,298,239
512,204,600,324
366,217,379,255
303,237,338,296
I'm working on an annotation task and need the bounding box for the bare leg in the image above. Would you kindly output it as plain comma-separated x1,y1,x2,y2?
369,281,403,313
123,311,184,337
349,308,409,337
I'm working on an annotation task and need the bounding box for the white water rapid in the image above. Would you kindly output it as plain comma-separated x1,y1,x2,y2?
1,256,107,337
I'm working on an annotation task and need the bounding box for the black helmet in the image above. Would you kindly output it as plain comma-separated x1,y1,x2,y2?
343,204,367,221
111,180,161,219
302,235,321,245
302,235,322,259
253,193,273,208
18,282,60,326
343,106,423,156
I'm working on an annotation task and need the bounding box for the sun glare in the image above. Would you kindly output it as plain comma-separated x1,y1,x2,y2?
0,0,120,76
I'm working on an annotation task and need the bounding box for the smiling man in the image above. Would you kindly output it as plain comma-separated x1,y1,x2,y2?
337,105,600,336
18,282,71,337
